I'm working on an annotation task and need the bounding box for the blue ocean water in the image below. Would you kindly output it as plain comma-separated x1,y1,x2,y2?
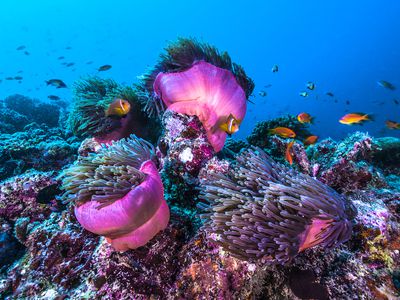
0,0,399,140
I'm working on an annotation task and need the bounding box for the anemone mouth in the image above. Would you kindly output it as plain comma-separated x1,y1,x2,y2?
137,37,254,118
199,147,354,264
59,135,156,207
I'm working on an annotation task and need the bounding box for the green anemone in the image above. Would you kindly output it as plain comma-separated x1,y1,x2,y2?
69,76,161,142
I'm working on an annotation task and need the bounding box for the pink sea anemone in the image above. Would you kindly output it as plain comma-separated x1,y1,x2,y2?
138,38,254,152
59,136,170,251
153,61,247,152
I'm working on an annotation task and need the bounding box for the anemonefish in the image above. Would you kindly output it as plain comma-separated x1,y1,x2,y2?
219,114,241,135
105,98,131,117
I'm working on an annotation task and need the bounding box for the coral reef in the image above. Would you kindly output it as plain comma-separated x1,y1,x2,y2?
0,123,400,299
0,171,62,223
247,115,313,150
308,132,388,193
0,230,25,273
69,76,161,144
0,94,63,134
0,94,75,181
1,212,99,298
0,124,80,181
160,111,214,209
371,136,400,175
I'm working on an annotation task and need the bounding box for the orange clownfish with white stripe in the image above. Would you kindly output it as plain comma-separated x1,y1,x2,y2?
219,114,241,135
105,98,131,118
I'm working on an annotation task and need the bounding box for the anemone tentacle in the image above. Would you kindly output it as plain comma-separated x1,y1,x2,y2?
59,135,155,207
199,147,355,264
69,76,161,143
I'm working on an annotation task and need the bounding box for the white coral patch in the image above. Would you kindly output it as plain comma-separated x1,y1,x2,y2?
179,147,193,163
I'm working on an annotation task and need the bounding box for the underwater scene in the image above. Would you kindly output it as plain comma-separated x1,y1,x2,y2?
0,1,400,299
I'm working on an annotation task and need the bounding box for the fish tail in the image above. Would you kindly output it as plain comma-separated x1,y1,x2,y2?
365,114,374,121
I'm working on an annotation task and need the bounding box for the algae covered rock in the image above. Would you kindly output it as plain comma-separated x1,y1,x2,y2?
372,137,400,173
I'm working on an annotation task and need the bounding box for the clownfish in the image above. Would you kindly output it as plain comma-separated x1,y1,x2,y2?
105,98,131,117
219,114,241,135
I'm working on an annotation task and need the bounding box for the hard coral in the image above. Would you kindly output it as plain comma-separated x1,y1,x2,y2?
87,209,194,299
3,94,61,129
4,212,99,298
199,147,355,264
69,76,160,144
139,38,254,152
59,135,169,251
372,137,400,175
308,132,387,193
247,115,312,150
0,171,60,223
170,231,264,299
160,111,214,209
0,124,79,181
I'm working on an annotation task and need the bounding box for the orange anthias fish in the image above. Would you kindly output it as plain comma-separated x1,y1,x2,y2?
385,120,400,130
297,112,314,124
105,98,131,117
219,114,241,135
339,113,372,125
304,135,319,146
285,140,295,165
269,127,296,138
